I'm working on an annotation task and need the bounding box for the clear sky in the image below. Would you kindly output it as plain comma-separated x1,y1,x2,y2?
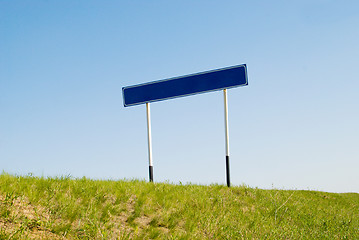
1,1,358,193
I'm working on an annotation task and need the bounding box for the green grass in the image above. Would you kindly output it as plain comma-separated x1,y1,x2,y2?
0,173,358,239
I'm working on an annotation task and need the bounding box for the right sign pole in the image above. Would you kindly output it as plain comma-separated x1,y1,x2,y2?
223,89,231,187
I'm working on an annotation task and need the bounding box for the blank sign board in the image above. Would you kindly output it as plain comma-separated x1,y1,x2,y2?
122,64,248,107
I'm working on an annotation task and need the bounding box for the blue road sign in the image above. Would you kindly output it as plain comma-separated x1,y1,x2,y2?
122,64,248,107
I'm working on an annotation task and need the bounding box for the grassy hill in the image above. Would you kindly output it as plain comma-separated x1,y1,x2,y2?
0,173,358,239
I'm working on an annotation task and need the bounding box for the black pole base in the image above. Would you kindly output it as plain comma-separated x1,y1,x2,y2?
149,165,153,182
226,156,230,187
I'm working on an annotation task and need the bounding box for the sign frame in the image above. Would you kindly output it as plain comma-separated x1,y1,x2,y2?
122,64,248,186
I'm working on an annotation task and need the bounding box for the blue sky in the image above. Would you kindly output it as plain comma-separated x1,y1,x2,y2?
1,1,358,193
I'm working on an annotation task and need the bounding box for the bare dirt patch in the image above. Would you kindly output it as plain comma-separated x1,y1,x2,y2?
0,194,62,239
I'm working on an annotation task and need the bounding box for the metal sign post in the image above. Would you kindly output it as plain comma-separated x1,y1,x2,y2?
146,102,153,182
123,64,248,186
223,89,230,187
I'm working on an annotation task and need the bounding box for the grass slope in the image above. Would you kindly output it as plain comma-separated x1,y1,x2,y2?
0,173,358,239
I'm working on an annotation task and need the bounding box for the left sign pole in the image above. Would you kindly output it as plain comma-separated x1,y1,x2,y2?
146,102,154,182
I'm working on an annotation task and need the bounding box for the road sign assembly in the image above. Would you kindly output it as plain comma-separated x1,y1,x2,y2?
122,64,248,186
